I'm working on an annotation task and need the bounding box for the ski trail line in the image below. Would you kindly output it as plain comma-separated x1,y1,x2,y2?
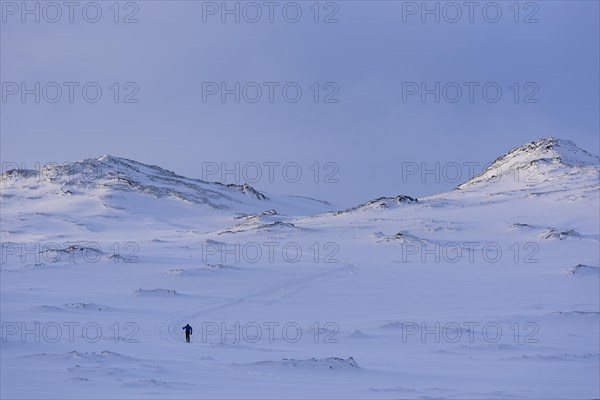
157,262,356,343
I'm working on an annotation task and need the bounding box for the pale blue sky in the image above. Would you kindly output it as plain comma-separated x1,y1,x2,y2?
1,1,598,207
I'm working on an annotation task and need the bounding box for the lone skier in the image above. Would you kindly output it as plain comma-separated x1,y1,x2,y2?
182,323,193,343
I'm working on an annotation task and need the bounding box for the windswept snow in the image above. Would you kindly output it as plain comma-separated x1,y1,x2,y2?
1,138,599,399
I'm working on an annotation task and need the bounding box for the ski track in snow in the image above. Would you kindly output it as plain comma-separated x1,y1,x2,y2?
160,262,357,343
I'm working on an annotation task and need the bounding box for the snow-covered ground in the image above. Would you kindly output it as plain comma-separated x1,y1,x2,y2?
1,137,599,399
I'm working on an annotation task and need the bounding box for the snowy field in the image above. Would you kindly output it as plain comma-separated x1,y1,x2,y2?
1,138,599,399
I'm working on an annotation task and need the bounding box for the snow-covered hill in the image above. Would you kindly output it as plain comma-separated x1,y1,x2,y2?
1,138,599,399
1,154,334,214
0,155,335,244
457,137,599,193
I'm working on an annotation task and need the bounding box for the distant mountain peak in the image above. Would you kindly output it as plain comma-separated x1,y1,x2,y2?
1,155,269,208
1,155,338,216
458,137,599,190
484,137,599,169
508,137,598,166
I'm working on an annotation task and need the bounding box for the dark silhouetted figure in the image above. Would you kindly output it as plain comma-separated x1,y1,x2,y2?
182,324,193,343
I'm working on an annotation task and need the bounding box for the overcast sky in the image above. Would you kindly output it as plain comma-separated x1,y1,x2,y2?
1,1,598,207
